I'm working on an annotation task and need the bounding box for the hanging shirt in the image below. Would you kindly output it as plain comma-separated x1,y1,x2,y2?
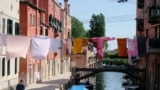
6,35,31,59
117,38,128,57
73,38,83,54
0,34,7,46
91,37,115,60
30,36,50,60
50,38,60,53
127,38,138,57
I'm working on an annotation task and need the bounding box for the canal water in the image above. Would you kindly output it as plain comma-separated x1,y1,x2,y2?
96,72,125,90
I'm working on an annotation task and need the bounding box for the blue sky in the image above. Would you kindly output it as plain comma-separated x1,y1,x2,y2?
58,0,137,50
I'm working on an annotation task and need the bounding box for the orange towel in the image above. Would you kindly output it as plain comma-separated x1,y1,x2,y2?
73,38,83,54
117,38,128,57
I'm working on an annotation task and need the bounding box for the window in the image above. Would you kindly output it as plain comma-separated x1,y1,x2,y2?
7,19,13,34
30,14,32,25
38,18,40,27
15,22,20,35
33,15,35,26
68,32,70,38
146,29,148,38
15,58,17,74
7,60,10,75
40,26,43,35
2,18,5,33
2,58,5,77
45,29,48,36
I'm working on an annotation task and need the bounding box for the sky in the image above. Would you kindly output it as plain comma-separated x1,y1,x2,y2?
58,0,137,50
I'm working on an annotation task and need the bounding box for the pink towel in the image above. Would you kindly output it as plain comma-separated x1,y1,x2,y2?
127,38,138,56
6,35,31,59
30,36,51,60
0,34,7,46
50,38,60,53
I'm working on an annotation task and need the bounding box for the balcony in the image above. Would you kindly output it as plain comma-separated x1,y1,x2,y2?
138,0,144,9
148,38,160,53
148,6,160,24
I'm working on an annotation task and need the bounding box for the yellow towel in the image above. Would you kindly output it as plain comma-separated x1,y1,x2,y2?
73,38,83,54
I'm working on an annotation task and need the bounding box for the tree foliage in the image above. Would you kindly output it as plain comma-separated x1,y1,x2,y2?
89,13,105,38
71,16,86,38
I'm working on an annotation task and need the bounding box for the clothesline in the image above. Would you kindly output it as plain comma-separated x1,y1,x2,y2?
0,34,144,62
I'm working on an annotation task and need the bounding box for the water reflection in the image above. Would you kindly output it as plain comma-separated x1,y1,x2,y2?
97,72,125,90
104,72,125,90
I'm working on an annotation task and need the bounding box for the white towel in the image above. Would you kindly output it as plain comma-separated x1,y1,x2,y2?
30,36,51,60
6,35,31,59
50,38,60,53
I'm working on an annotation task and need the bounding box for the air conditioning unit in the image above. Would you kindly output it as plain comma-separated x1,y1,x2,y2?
151,9,160,16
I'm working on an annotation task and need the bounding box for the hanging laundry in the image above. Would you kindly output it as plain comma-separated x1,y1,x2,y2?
30,36,51,60
69,39,72,55
127,38,138,57
50,38,60,53
0,34,7,46
83,38,89,45
73,38,83,54
6,35,31,59
64,39,72,56
64,39,69,56
117,38,128,57
137,35,147,57
91,37,115,60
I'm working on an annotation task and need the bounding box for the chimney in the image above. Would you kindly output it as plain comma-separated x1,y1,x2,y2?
64,0,68,11
68,4,70,15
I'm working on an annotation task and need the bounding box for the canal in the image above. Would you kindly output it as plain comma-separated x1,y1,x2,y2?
96,72,125,90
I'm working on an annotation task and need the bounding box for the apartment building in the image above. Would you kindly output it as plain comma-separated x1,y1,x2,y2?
136,0,160,90
0,0,20,90
60,0,71,73
19,0,71,86
20,0,48,85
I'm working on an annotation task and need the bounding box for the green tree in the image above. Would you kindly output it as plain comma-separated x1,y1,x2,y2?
89,13,105,37
85,29,91,38
71,16,86,38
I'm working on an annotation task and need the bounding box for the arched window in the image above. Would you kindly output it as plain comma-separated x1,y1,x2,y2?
2,58,5,77
7,60,10,75
15,58,17,74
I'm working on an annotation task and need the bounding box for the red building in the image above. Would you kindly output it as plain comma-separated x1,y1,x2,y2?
136,0,160,89
19,0,71,86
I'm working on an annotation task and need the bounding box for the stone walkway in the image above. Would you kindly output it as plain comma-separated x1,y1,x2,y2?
25,72,71,90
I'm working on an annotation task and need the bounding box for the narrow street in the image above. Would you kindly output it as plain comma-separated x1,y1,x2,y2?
26,72,71,90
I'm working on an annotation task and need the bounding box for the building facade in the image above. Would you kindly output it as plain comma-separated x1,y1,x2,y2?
0,0,71,88
136,0,160,90
20,0,48,86
61,0,71,73
0,0,20,90
19,0,71,86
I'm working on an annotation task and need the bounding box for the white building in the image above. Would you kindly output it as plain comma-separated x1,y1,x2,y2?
0,0,20,90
